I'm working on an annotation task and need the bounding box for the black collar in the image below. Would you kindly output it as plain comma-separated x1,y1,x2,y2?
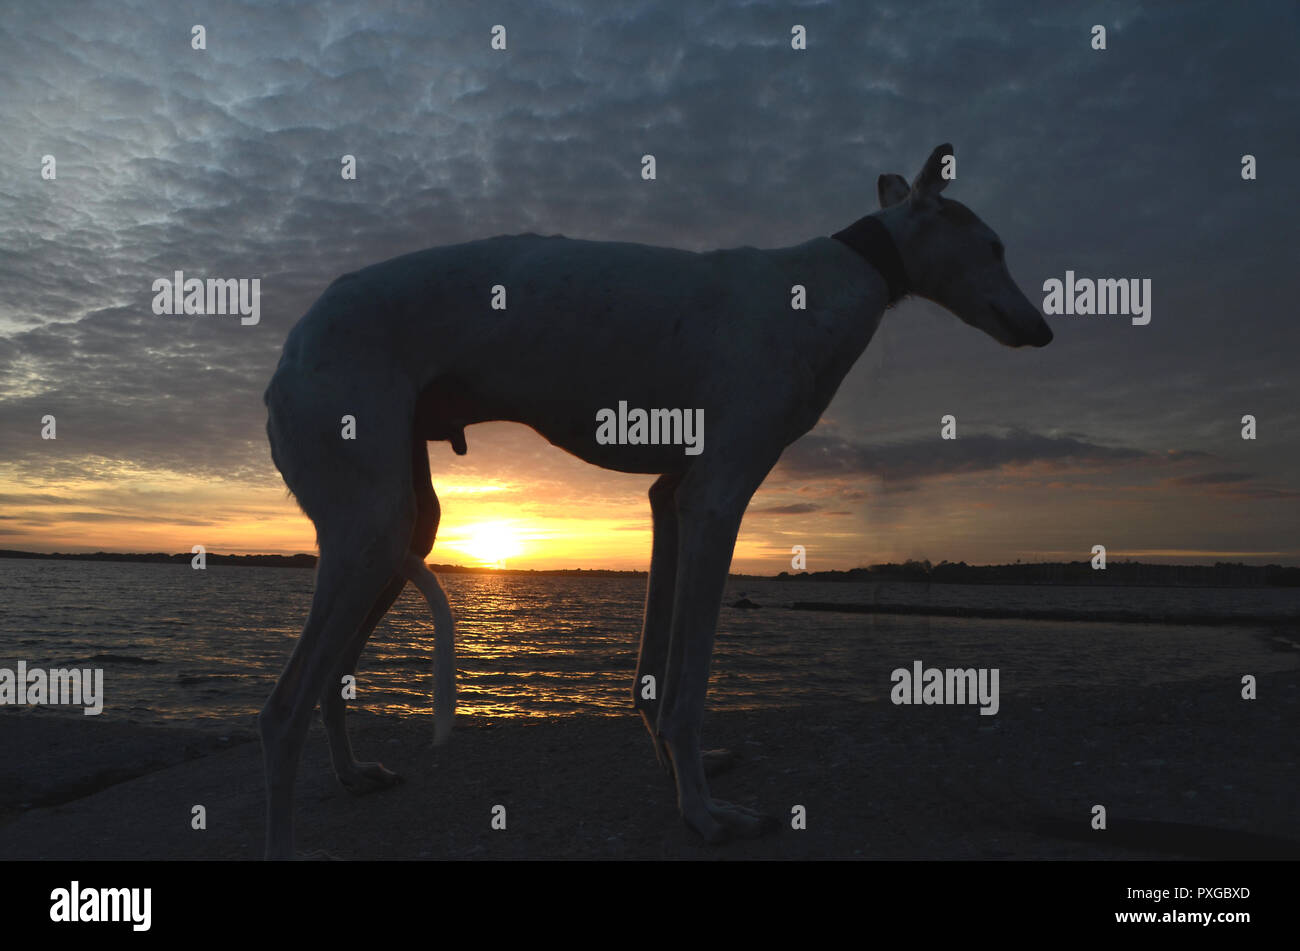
831,215,908,305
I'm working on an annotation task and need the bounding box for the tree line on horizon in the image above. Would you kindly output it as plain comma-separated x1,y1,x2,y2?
3,549,1298,585
778,559,1300,587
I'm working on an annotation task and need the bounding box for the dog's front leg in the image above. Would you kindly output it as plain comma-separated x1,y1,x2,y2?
634,473,680,771
657,464,779,843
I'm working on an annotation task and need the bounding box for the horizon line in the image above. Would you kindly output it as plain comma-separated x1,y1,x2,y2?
3,548,1298,574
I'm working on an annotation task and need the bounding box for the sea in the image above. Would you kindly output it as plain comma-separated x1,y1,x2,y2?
1,558,1297,728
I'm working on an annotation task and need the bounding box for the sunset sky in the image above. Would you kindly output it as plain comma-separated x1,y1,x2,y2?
1,1,1297,573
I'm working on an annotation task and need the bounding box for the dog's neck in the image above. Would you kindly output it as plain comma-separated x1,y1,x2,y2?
831,213,908,305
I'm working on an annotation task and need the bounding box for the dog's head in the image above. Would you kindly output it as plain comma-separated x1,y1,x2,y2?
879,144,1052,348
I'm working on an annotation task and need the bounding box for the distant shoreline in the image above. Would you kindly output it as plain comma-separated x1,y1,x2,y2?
0,549,639,577
2,548,1298,586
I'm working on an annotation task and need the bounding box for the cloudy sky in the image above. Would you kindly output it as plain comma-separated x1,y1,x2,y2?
1,0,1297,572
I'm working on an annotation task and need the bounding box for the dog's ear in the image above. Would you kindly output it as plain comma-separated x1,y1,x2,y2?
911,143,954,201
878,173,910,209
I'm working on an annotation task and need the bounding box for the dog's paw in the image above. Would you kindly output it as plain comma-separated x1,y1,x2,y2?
683,810,732,845
338,761,405,795
707,798,779,839
683,797,779,844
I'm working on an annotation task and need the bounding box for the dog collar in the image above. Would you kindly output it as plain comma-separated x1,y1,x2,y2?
831,215,909,305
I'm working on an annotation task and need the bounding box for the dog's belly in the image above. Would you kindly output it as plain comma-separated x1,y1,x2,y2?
415,373,704,474
541,417,700,474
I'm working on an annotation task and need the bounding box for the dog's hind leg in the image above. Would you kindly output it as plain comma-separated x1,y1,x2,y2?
260,508,413,859
318,438,453,789
320,574,406,794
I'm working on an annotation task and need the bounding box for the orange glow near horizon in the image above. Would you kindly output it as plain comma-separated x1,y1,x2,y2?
3,449,1298,572
0,459,661,569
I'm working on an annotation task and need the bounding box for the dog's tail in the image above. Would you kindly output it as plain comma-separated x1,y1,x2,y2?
403,553,456,745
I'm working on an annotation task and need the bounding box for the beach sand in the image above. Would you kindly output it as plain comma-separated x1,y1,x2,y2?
2,669,1296,860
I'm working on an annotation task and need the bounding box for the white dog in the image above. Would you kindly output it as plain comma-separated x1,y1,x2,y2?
260,143,1052,858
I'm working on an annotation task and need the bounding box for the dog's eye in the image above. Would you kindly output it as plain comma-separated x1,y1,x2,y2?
991,241,1005,262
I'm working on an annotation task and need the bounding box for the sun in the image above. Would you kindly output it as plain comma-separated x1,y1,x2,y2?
459,521,524,568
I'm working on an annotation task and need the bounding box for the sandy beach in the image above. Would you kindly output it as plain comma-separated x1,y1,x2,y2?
2,668,1296,860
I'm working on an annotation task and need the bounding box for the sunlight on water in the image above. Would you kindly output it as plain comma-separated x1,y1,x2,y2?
0,558,1296,727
